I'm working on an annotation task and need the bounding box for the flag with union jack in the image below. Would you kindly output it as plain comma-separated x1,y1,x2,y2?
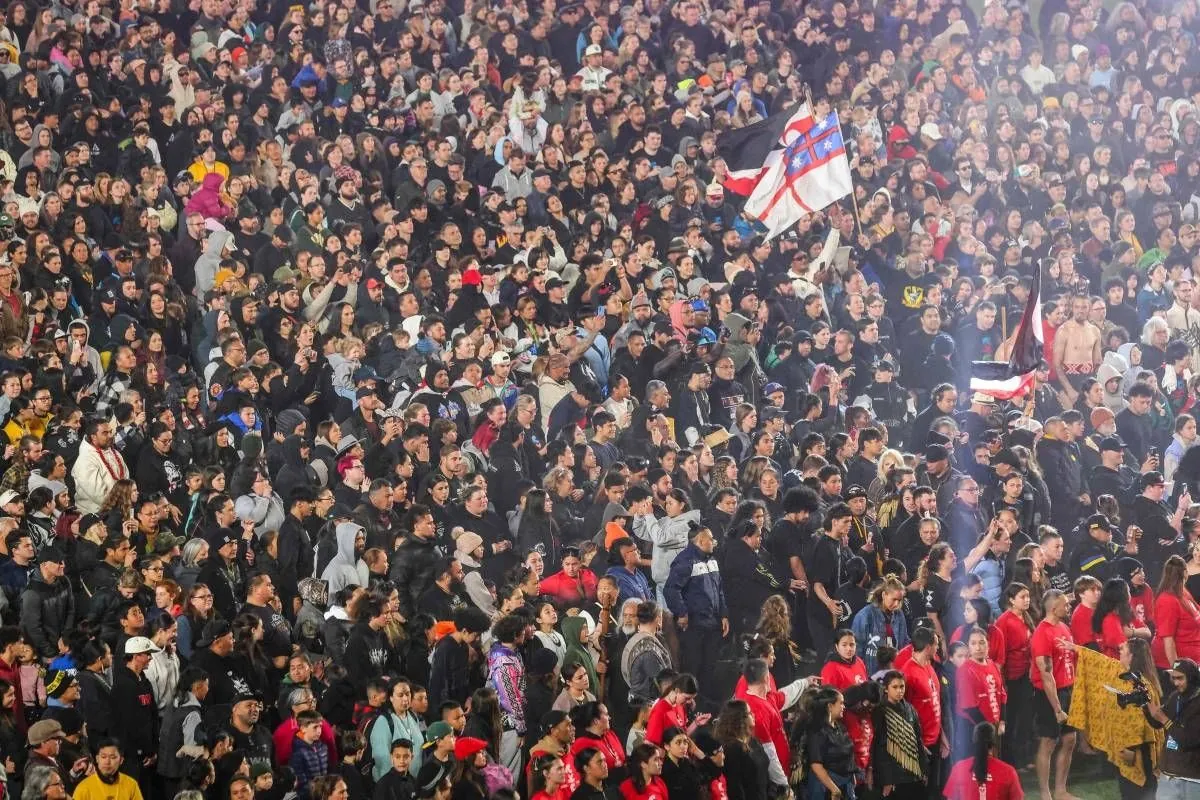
717,103,815,196
742,110,855,241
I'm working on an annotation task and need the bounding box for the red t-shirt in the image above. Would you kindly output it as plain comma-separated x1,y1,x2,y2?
1071,605,1096,649
733,674,784,710
1029,620,1076,691
1099,613,1128,659
820,658,872,770
894,644,913,669
943,756,1024,800
736,688,790,775
619,777,668,800
991,611,1032,681
1152,591,1200,669
1130,585,1155,629
569,730,626,772
529,749,580,798
644,699,687,746
956,659,1006,724
901,657,942,747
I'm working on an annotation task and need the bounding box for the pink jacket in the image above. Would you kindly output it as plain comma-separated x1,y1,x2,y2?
184,173,231,221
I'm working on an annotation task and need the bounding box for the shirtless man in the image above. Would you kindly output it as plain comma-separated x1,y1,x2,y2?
1053,295,1102,405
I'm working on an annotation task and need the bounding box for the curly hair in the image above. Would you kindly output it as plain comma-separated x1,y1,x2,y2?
756,594,791,644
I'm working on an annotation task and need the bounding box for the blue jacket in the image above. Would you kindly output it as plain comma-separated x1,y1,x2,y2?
288,736,330,796
663,543,727,628
851,602,910,674
971,552,1006,617
605,565,652,605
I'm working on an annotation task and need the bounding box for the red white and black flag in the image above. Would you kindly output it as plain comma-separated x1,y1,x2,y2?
970,263,1044,400
717,103,815,196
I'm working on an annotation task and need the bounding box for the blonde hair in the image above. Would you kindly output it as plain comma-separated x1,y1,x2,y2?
876,448,905,483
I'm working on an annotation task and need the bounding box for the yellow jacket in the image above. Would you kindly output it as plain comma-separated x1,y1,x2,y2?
186,160,231,184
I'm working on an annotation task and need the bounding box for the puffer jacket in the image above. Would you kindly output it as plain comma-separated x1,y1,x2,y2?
662,542,727,628
235,491,287,538
184,172,231,221
19,572,75,659
389,533,442,619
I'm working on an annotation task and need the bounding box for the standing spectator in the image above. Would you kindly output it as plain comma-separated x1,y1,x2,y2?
110,637,159,794
487,614,528,775
19,548,72,662
663,523,727,708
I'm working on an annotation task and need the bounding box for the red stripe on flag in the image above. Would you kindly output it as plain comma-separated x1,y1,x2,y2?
969,371,1037,401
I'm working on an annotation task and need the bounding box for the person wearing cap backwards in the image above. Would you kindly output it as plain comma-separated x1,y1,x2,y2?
1127,469,1190,579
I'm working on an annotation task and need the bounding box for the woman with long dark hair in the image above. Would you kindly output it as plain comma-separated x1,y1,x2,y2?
618,742,666,800
800,687,855,800
416,474,455,542
1115,638,1163,800
993,581,1034,768
568,702,626,785
818,629,872,776
660,725,702,800
518,488,562,566
1094,578,1148,660
644,673,707,745
229,613,271,697
0,678,23,778
944,722,1022,799
870,671,927,799
530,752,570,800
1153,555,1200,671
463,686,503,760
713,699,768,800
449,738,491,800
175,581,215,661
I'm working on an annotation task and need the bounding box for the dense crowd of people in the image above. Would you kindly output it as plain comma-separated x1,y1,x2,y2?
0,0,1197,798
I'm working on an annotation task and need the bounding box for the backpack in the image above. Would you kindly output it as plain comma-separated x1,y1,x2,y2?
357,708,395,776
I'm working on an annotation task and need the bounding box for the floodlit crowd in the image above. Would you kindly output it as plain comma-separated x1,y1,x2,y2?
0,0,1198,798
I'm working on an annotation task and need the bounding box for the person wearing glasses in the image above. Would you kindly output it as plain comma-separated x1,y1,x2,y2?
135,421,186,509
945,475,989,555
22,763,68,800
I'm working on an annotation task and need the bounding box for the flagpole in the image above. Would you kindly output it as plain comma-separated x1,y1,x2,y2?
804,85,862,235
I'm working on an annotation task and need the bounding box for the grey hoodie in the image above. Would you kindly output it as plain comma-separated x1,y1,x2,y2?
633,510,703,585
321,522,364,595
194,227,234,297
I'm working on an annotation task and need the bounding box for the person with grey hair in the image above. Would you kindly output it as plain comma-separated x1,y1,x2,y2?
21,765,66,800
176,538,209,593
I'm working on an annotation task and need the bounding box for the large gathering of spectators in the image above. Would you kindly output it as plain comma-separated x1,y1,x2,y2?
0,0,1198,798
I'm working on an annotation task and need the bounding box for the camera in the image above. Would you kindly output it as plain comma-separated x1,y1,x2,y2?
1114,672,1152,709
